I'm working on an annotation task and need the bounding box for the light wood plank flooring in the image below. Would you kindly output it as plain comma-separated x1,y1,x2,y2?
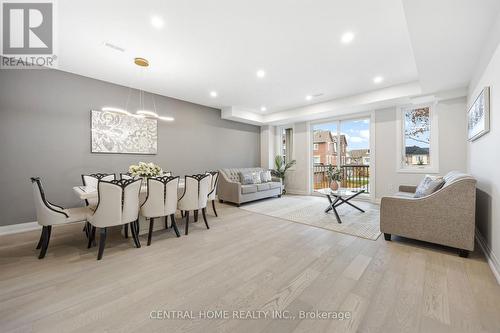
1,202,499,333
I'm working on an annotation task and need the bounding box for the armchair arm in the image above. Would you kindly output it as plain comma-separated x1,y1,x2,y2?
217,170,241,204
271,177,282,184
398,185,417,193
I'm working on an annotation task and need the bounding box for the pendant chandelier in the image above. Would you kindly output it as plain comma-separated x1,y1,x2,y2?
102,57,174,122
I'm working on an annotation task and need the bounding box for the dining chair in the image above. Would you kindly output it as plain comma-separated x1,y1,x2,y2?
81,173,116,239
140,176,181,245
206,171,220,217
178,174,211,235
87,178,142,260
30,177,91,259
120,172,137,180
81,173,116,205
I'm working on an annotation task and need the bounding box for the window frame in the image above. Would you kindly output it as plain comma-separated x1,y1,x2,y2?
396,103,439,174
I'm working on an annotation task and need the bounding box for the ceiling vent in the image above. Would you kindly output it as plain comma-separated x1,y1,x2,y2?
103,42,125,52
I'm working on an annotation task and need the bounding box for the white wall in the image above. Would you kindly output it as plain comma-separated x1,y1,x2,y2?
260,125,275,169
468,41,500,278
375,97,468,199
261,97,468,200
284,122,311,194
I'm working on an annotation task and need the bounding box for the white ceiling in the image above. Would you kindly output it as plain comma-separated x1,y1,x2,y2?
55,0,500,122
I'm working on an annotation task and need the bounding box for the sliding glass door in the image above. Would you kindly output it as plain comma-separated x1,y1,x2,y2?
312,117,371,193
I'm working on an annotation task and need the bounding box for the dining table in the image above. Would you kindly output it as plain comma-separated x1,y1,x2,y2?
72,179,186,236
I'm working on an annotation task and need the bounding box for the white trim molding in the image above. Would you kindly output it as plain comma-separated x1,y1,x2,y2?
0,221,40,236
476,228,500,285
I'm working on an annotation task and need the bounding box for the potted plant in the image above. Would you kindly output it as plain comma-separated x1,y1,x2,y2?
326,165,343,191
272,155,296,194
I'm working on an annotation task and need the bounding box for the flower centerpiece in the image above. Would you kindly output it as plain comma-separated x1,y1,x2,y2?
326,165,343,191
129,162,162,179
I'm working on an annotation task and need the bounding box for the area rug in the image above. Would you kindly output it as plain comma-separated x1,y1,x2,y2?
239,195,381,240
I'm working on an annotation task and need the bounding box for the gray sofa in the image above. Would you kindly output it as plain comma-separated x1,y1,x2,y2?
217,168,282,206
380,171,476,257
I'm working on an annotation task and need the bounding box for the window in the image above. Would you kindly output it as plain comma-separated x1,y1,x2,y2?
398,104,438,173
313,143,319,150
313,156,320,164
280,127,293,164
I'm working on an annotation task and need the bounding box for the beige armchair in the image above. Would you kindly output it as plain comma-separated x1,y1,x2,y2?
380,171,476,257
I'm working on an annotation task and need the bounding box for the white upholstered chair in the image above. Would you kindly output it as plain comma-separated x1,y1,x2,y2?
206,171,219,217
178,174,211,235
81,173,116,206
120,172,137,180
87,178,142,260
31,177,91,259
81,173,116,240
140,176,181,245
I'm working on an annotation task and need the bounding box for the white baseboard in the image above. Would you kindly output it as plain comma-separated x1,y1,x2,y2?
475,228,500,285
0,221,40,236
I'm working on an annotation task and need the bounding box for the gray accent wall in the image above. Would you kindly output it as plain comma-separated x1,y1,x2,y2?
0,68,260,226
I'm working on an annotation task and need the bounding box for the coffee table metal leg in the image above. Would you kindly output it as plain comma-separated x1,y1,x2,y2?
332,204,342,223
324,195,334,213
326,196,342,223
333,191,366,213
342,199,365,213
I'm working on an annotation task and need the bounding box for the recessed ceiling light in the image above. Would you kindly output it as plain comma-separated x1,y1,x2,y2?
256,69,266,78
373,76,384,84
260,106,267,112
306,95,313,101
151,16,164,29
210,91,218,98
341,32,355,44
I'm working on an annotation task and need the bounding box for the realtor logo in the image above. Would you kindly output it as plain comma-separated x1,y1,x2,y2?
1,1,56,68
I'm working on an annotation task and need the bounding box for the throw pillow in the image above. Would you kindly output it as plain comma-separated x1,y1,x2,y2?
260,170,272,182
239,171,254,185
414,175,445,198
251,171,262,184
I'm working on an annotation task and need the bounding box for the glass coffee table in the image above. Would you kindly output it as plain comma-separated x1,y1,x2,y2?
315,188,365,224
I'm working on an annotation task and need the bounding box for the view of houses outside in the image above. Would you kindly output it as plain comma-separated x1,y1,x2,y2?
313,119,370,192
404,107,431,166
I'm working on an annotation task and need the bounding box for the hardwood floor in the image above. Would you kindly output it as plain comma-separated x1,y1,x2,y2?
1,202,499,333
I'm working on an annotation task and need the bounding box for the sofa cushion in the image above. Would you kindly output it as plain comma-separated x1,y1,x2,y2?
260,170,272,182
442,171,474,188
241,185,257,194
268,181,281,189
414,175,445,198
239,171,254,185
221,168,264,183
393,191,416,199
256,183,270,191
250,172,262,184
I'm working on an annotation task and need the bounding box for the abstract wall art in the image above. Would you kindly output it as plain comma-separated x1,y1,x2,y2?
468,87,490,141
91,110,157,154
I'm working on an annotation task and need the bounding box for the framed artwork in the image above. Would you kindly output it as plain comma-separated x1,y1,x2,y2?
91,110,157,154
468,87,490,141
